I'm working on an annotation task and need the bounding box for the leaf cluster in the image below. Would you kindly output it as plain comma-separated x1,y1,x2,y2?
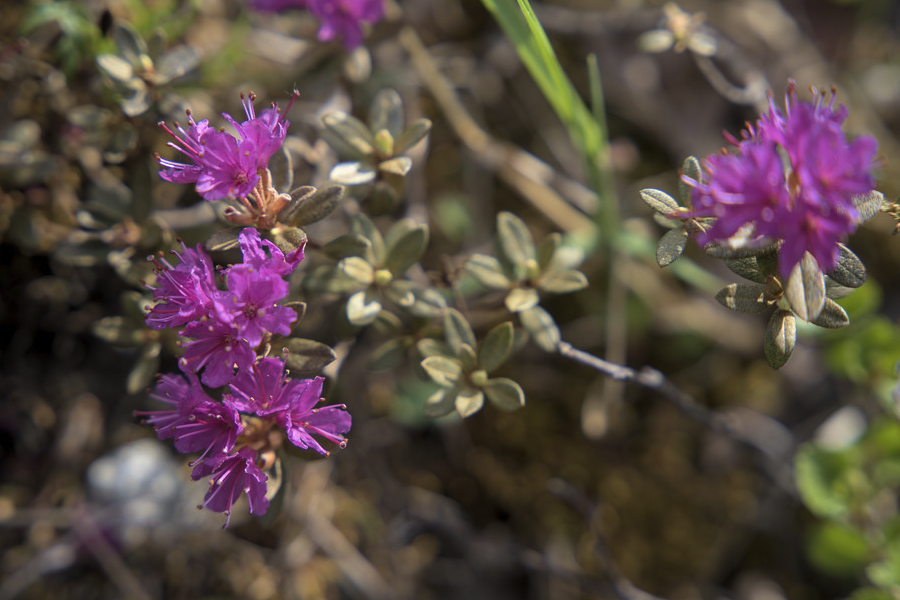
322,89,432,214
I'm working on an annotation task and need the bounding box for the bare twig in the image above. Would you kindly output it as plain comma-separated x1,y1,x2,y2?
557,341,796,494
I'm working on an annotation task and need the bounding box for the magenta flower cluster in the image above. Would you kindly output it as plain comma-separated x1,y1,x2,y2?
248,0,384,49
157,93,294,201
140,228,351,525
683,81,878,279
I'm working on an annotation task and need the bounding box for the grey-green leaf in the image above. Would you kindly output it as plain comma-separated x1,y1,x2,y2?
656,227,690,267
338,256,375,285
505,287,540,313
303,265,363,294
536,232,561,271
828,244,866,289
678,155,702,204
127,341,161,395
330,161,378,185
322,233,372,260
640,188,680,215
444,308,477,354
519,306,560,352
346,289,382,326
424,387,459,418
281,338,337,374
96,54,134,82
322,111,376,158
368,88,404,137
350,213,385,265
478,322,514,372
715,283,771,314
455,389,485,418
811,299,850,329
369,338,408,371
465,254,512,289
725,257,766,284
853,190,884,224
497,211,536,268
286,185,344,226
537,269,588,294
785,252,826,322
482,377,525,411
384,223,428,274
379,156,412,177
765,310,796,370
394,118,432,155
421,355,463,387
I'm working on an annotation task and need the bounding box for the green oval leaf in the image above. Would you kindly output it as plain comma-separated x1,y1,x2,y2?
394,118,432,155
384,223,428,275
505,287,540,313
482,377,525,411
455,389,485,418
444,308,476,354
640,188,680,215
785,252,826,322
828,244,866,289
478,322,514,372
715,283,770,314
497,211,536,268
346,289,382,326
465,254,512,289
337,256,375,285
421,355,463,387
811,299,850,329
765,309,796,369
656,227,689,267
281,338,337,374
519,305,560,352
538,269,588,294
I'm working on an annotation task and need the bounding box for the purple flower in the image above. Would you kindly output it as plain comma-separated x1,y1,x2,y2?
173,398,242,463
144,241,217,330
227,357,299,416
214,266,296,348
684,81,878,279
180,320,258,388
222,93,295,172
136,372,217,440
272,375,352,456
157,94,295,201
237,227,305,278
195,447,269,527
308,0,384,49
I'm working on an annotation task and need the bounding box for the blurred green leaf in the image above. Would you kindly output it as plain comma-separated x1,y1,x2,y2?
281,338,337,374
806,522,871,578
478,322,514,372
384,223,428,275
497,211,536,268
127,341,160,395
785,252,825,322
421,356,463,387
519,305,560,352
465,254,512,289
346,290,381,326
505,287,540,312
482,377,525,411
444,308,477,355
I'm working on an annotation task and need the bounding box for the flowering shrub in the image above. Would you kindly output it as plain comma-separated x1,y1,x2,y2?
682,81,878,280
140,228,350,525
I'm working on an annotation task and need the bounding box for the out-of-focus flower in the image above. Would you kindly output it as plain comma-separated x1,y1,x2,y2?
157,94,295,201
194,447,269,527
247,0,384,49
684,81,878,279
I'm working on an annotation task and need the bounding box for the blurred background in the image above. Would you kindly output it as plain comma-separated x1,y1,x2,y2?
4,0,900,598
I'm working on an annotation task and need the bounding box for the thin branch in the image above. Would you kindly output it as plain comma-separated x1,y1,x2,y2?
557,341,796,495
